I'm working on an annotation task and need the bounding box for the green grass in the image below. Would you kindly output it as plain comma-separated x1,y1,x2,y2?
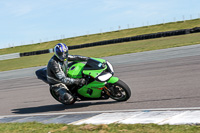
0,19,200,55
0,18,200,72
1,32,200,72
0,123,200,133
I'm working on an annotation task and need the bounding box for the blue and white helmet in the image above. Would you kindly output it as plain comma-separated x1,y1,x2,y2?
54,43,68,61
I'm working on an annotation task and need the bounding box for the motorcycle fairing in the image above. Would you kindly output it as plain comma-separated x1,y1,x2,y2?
67,63,85,79
67,57,119,98
77,81,105,98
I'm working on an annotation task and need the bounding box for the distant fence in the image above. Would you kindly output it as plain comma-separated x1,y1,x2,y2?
1,27,200,60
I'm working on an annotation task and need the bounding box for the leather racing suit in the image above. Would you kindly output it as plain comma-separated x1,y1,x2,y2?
47,54,89,104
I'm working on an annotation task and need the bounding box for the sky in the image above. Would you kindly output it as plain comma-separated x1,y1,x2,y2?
0,0,199,49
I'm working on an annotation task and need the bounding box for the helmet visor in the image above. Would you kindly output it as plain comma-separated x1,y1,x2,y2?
57,51,68,61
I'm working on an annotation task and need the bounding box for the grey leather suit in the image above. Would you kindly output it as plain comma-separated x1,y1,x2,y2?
47,55,89,85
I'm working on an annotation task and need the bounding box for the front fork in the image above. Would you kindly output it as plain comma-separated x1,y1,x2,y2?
104,76,119,96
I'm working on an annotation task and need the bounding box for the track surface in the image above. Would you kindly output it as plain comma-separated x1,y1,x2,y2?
0,45,200,116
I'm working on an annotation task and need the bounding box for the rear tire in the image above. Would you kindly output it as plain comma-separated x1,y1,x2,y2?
108,79,131,101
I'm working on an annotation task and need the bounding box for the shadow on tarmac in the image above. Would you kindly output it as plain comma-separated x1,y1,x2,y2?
12,101,118,114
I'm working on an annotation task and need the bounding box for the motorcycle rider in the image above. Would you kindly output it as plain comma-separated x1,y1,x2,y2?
47,43,89,104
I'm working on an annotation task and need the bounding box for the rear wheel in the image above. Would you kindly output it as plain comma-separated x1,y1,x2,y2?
107,79,131,101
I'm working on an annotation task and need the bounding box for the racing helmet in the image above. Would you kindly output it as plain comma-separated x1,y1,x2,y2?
54,43,68,61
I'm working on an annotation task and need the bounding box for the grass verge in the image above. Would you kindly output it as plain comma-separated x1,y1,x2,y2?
0,19,200,55
0,123,200,133
1,32,200,72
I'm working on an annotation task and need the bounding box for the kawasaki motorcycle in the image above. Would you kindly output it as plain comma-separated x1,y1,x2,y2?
36,58,131,105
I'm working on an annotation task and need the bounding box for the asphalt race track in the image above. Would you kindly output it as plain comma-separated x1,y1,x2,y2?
0,44,200,116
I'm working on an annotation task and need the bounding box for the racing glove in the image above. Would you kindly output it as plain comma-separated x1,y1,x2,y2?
73,78,86,86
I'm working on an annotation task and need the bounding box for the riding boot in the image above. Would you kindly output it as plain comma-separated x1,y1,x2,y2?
54,87,74,104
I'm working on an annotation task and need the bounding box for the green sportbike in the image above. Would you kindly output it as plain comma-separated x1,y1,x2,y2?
36,58,131,105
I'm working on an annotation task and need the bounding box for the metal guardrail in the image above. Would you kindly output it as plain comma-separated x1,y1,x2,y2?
1,27,200,61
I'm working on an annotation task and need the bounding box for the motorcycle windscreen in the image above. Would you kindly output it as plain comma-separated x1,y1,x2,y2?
83,58,105,70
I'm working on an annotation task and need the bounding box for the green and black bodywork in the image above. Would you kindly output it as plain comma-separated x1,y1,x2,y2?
38,58,131,105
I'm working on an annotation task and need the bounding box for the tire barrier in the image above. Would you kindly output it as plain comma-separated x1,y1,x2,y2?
20,49,51,57
68,27,200,50
1,27,200,60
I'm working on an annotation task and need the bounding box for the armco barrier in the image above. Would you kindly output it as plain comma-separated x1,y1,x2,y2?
0,27,200,60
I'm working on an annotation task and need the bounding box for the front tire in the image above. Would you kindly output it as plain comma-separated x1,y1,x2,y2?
108,79,131,101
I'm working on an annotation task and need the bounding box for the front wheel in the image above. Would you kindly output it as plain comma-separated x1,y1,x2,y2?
107,79,131,101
